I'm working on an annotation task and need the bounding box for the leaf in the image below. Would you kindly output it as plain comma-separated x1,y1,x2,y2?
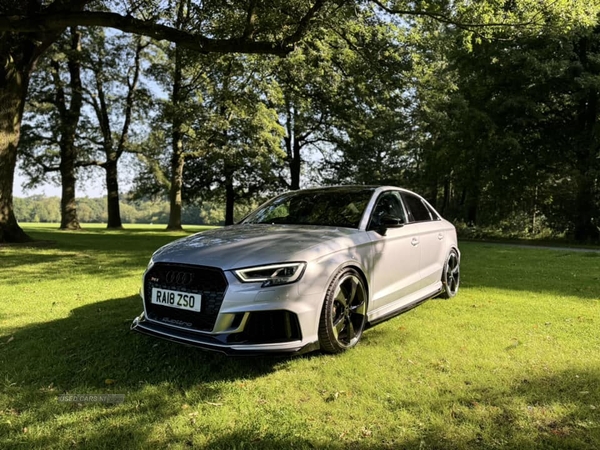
104,378,116,385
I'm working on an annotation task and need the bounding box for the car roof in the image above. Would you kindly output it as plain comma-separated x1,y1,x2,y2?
297,185,421,197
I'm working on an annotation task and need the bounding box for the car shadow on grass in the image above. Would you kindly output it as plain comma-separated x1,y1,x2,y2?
0,297,288,425
0,294,299,448
1,295,284,389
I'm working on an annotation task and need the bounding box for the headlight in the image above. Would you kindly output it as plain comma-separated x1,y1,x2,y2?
146,257,155,270
234,262,307,287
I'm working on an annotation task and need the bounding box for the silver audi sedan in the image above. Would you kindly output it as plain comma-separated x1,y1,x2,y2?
131,186,460,355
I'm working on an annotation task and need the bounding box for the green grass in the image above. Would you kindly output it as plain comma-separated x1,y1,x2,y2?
0,225,599,449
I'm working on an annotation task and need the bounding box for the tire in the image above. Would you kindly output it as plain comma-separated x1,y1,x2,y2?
318,268,368,354
440,249,460,299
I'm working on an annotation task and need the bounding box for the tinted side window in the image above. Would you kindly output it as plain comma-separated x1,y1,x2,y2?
368,191,407,230
402,193,432,222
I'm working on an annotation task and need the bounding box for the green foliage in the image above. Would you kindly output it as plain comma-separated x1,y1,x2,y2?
135,50,287,216
402,3,600,241
12,196,235,225
13,0,600,240
12,196,61,223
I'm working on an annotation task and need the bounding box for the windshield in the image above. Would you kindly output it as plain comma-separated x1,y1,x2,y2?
241,188,375,229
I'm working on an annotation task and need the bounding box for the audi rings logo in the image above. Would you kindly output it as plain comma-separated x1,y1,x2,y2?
165,270,193,286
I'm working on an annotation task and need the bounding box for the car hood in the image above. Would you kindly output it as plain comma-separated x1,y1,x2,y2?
151,224,363,270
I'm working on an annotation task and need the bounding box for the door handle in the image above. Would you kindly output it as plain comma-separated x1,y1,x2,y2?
438,233,444,240
411,237,419,246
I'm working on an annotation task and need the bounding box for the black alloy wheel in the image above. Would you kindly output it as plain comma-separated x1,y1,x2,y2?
440,249,460,299
318,268,368,353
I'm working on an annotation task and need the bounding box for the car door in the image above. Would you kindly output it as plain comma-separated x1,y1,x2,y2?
401,192,447,289
366,191,422,316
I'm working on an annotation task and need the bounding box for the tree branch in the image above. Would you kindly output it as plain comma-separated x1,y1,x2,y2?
282,0,327,47
116,36,144,160
75,159,105,168
0,10,312,54
19,148,59,173
370,0,536,30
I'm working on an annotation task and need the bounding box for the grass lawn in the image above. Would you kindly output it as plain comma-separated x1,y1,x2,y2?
0,224,599,449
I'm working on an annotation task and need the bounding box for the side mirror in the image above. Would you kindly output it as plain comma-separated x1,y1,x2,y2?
377,214,404,235
381,214,404,227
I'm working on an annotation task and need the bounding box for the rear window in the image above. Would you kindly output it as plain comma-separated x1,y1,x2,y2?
402,193,432,222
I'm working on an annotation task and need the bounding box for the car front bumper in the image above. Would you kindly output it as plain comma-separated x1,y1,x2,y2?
132,262,330,355
131,312,320,355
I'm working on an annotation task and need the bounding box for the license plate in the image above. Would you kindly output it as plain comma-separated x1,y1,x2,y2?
151,288,201,312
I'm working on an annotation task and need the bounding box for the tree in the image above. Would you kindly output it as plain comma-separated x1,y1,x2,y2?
271,30,345,190
22,26,150,230
182,54,286,225
562,27,600,241
81,28,149,229
2,0,596,241
412,7,600,240
317,5,415,187
166,0,195,231
0,0,64,242
19,27,85,230
0,0,330,242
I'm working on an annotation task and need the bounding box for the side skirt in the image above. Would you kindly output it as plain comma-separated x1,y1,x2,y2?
366,287,443,328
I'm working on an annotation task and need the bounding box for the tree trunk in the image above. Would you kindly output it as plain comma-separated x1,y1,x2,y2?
573,175,598,242
466,194,479,226
167,44,184,231
0,2,70,243
441,179,450,215
428,178,438,210
105,159,122,229
572,34,600,242
284,102,302,190
58,27,83,230
59,156,80,230
224,166,235,225
465,184,480,226
0,44,33,242
167,134,185,230
290,139,301,190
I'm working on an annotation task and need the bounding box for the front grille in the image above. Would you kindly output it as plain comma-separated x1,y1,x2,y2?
144,263,228,331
